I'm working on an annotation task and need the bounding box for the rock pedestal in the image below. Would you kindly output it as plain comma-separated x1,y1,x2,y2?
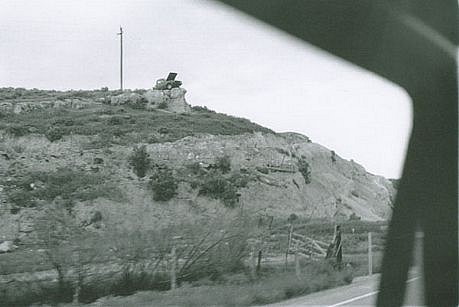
144,87,191,113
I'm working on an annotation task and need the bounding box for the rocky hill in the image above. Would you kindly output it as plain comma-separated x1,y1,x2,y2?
0,87,395,245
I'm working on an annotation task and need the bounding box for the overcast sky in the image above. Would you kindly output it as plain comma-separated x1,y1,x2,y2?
1,0,412,178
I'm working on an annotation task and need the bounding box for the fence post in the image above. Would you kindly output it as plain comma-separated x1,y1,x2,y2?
285,224,293,269
368,232,373,276
256,250,262,273
250,246,256,279
170,245,177,290
295,252,301,278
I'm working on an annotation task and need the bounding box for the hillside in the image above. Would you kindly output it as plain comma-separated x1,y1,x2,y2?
0,87,395,242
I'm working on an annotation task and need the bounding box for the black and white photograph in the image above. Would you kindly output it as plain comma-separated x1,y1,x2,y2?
0,1,457,306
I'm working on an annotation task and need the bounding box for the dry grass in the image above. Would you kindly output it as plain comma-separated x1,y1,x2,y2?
74,261,353,307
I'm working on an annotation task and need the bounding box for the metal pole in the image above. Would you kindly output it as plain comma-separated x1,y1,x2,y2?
368,232,373,276
117,26,123,91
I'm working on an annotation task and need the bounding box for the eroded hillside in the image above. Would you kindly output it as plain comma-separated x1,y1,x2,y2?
0,87,395,245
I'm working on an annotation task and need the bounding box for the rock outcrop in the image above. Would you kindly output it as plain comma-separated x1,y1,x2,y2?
0,131,395,245
144,87,191,113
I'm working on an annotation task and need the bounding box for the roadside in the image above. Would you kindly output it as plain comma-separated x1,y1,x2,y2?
264,268,422,306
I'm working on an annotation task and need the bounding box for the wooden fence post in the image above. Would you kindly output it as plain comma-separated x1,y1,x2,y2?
295,252,301,278
256,250,262,273
285,224,293,269
250,246,256,279
368,232,373,276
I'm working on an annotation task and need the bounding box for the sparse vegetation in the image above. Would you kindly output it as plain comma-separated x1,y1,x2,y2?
149,166,178,201
0,96,274,146
128,96,148,110
157,101,168,109
298,156,311,184
191,105,216,113
128,145,151,178
215,155,231,173
3,168,121,209
65,261,352,306
107,116,123,125
198,173,239,208
45,125,65,142
5,124,29,137
331,150,337,162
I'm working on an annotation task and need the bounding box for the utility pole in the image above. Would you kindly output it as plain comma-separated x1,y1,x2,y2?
117,26,124,91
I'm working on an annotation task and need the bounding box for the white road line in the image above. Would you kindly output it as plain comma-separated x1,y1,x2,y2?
327,277,420,307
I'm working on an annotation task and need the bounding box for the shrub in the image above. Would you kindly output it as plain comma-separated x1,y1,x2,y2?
128,145,151,178
157,101,168,109
288,213,299,223
331,150,336,162
191,105,216,113
215,156,231,174
5,125,29,137
52,118,74,126
149,166,177,201
297,157,311,184
45,125,65,142
129,96,148,110
8,190,33,208
110,270,169,297
229,172,252,188
107,116,123,125
349,212,361,221
199,175,238,208
4,168,119,209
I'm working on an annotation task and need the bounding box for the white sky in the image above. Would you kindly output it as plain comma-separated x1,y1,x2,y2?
0,0,412,178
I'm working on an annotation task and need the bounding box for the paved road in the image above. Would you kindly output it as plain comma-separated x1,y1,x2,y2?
266,270,423,307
